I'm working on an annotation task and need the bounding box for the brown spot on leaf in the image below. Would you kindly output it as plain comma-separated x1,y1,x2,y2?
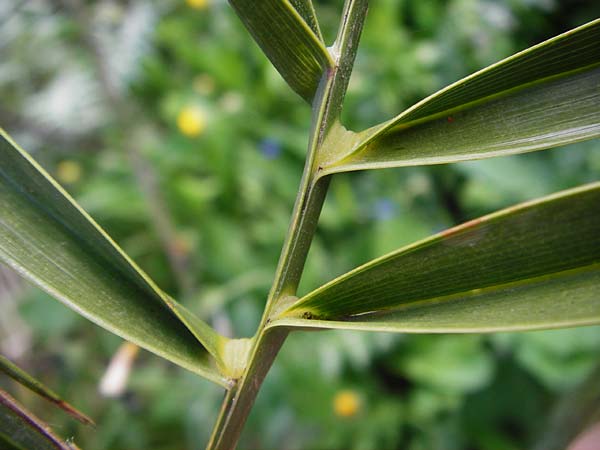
440,217,485,238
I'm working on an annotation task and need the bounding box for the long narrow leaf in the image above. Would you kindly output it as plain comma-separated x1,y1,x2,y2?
321,19,600,173
0,355,93,426
0,130,227,387
0,389,76,450
229,0,333,102
276,182,600,333
289,0,323,42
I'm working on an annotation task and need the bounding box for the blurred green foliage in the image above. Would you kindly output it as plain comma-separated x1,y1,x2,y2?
0,0,599,449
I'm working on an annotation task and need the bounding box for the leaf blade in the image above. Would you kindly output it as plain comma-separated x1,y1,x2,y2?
229,0,333,102
0,389,75,450
277,182,600,333
0,355,93,426
274,265,600,333
0,130,227,387
323,19,600,172
289,0,324,42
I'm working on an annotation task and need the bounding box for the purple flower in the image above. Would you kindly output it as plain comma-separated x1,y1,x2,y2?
260,138,282,159
373,198,395,221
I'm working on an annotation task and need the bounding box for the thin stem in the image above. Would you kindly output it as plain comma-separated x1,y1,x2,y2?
533,362,600,450
127,144,195,297
260,152,331,319
62,0,195,298
207,1,369,448
206,327,289,450
205,125,330,450
261,0,369,321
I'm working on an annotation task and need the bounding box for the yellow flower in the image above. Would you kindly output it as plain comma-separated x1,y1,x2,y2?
186,0,209,10
177,106,206,137
56,160,82,184
333,390,361,418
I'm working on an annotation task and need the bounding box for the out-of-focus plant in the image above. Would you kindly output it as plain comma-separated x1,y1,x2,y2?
0,1,599,449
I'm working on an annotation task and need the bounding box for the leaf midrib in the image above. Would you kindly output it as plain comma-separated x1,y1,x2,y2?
339,263,600,321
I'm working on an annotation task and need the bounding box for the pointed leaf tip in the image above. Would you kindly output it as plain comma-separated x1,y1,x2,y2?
0,355,93,426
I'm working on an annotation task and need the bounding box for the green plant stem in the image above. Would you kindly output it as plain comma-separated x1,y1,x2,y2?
205,130,330,450
533,361,600,450
206,327,289,449
206,1,368,448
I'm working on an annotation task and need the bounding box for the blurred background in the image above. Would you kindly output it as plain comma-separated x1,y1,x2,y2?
1,0,600,449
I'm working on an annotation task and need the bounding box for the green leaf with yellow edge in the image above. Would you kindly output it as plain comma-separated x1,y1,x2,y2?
229,0,333,103
0,389,76,450
0,130,228,387
319,19,600,173
289,0,324,42
276,182,600,333
0,355,93,426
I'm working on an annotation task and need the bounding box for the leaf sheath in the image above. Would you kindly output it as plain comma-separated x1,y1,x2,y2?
323,19,600,172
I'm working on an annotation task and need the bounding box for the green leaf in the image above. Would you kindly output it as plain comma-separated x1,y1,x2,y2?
0,130,227,387
0,431,27,450
229,0,333,102
320,19,600,173
0,355,93,426
0,389,76,450
289,0,324,42
276,182,600,333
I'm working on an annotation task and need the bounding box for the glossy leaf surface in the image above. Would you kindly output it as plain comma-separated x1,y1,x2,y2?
278,183,600,332
229,0,333,102
0,130,226,386
322,19,600,173
289,0,323,41
0,355,93,425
